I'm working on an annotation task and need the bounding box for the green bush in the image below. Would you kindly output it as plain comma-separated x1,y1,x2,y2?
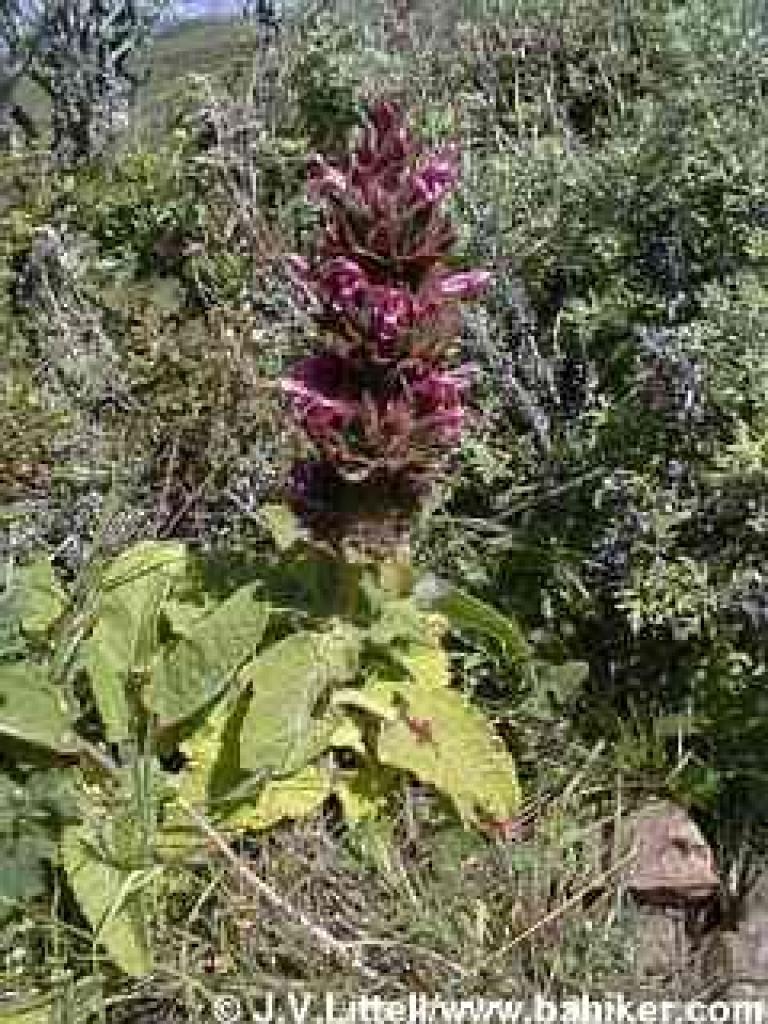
425,0,768,855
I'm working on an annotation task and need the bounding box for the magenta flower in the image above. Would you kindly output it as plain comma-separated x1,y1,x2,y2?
432,270,494,300
408,367,472,445
408,146,461,207
282,100,492,551
281,354,358,448
317,258,368,310
366,285,415,352
307,156,348,201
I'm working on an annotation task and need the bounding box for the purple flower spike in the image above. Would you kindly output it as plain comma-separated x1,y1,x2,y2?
282,99,492,550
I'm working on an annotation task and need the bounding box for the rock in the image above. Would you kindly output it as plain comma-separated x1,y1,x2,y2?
625,801,719,907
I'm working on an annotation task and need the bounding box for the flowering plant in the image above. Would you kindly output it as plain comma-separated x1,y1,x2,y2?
283,99,491,553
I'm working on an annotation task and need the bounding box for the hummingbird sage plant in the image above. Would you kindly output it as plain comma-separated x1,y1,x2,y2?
283,99,491,559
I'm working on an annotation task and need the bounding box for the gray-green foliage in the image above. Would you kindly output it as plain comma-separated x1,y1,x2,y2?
0,0,161,161
420,0,768,850
37,0,160,162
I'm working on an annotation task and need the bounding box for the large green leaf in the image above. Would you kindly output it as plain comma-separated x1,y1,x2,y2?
14,557,67,637
160,598,211,638
366,675,521,825
413,577,531,664
330,645,448,721
60,823,153,978
149,584,270,730
174,700,364,833
161,689,255,854
0,663,76,753
239,626,361,777
81,542,187,742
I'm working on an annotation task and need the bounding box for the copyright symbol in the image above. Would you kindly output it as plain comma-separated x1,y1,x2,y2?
213,994,243,1024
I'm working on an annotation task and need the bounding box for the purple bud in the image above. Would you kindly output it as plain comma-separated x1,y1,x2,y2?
434,270,493,300
409,146,460,205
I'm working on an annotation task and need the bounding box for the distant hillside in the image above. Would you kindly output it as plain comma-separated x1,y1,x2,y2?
166,1,288,19
146,17,270,101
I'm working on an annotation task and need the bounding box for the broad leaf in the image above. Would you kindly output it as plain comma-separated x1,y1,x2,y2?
159,691,252,857
161,598,210,638
176,696,238,809
149,584,270,730
413,577,531,664
81,542,187,742
0,663,76,754
330,646,449,721
264,711,368,775
259,503,304,551
369,677,521,825
224,765,331,831
177,704,366,830
239,626,361,777
61,824,152,978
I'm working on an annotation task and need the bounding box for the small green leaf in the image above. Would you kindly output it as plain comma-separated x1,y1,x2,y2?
0,997,54,1023
414,577,531,663
0,663,76,753
331,686,399,722
0,840,47,924
60,824,152,978
367,597,430,648
325,716,366,754
334,762,398,825
99,541,187,591
259,503,304,551
224,765,331,832
81,542,187,742
522,660,589,716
